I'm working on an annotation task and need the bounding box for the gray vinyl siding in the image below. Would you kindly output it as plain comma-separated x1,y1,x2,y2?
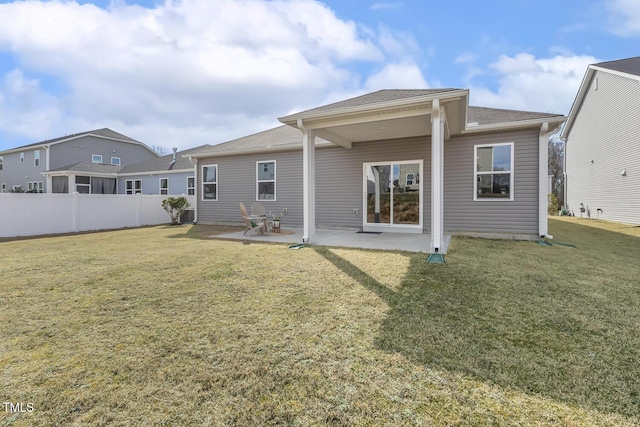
566,70,640,225
444,128,540,234
118,173,194,195
0,148,48,192
197,151,304,226
316,136,431,231
197,136,432,231
50,136,156,170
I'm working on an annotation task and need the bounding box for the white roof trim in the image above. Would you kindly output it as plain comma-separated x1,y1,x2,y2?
0,132,158,156
462,117,565,134
117,168,193,176
590,65,640,82
279,90,469,124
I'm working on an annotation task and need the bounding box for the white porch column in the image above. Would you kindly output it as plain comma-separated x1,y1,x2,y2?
298,119,316,243
430,99,445,252
539,122,550,237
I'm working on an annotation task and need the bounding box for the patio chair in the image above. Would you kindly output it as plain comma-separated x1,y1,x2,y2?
251,202,273,229
239,203,269,236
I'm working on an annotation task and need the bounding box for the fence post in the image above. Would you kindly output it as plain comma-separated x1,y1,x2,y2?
136,193,141,227
72,192,79,232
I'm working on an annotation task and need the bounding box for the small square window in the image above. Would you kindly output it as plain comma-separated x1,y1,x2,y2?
92,154,103,164
111,157,121,166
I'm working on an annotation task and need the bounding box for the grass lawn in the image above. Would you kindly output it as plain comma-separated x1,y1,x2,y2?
1,218,639,426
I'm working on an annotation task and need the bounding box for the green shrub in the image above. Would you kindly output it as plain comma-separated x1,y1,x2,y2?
161,196,191,225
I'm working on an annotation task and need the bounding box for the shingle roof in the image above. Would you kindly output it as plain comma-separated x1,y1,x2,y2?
189,125,328,157
119,145,212,174
281,89,461,118
47,161,123,174
468,106,564,126
595,56,640,77
7,128,143,151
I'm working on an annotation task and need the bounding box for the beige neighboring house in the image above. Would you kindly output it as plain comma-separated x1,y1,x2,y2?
562,57,640,225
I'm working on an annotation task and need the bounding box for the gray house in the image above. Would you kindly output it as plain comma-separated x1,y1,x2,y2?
117,145,211,196
562,57,640,225
190,89,565,252
0,128,158,194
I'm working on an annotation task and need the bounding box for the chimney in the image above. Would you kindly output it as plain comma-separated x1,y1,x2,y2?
171,147,177,163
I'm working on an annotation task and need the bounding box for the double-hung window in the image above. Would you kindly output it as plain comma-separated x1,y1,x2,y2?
202,165,218,200
0,155,3,170
160,178,169,195
126,179,142,194
474,142,514,201
34,150,40,167
187,177,195,195
256,161,275,201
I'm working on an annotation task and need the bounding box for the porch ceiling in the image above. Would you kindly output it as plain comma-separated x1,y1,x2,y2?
321,115,432,143
301,98,465,147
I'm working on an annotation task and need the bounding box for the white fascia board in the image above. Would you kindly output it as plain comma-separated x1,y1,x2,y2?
590,65,640,82
0,134,156,156
117,168,194,177
42,171,120,178
278,90,469,124
463,117,566,134
0,144,48,155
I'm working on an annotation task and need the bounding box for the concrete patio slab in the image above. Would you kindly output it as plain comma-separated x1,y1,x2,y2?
211,228,450,253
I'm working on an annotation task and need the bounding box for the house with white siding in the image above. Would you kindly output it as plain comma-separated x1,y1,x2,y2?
562,57,640,225
189,89,566,252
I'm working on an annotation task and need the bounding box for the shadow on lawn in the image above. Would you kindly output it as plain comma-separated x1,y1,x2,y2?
314,222,640,420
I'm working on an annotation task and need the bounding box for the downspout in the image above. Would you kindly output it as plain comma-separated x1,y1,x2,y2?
190,155,198,224
44,145,51,193
539,122,552,239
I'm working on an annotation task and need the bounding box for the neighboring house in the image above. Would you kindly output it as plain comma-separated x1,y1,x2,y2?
117,145,211,196
562,56,640,225
0,128,158,194
189,89,565,252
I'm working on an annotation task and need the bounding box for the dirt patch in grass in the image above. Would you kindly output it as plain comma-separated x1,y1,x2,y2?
1,222,639,425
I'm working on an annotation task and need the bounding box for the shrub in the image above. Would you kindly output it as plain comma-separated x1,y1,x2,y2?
161,196,191,225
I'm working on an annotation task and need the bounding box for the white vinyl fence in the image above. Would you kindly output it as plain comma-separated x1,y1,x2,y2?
0,193,196,238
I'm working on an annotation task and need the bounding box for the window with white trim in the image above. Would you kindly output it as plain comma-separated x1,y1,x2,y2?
256,161,275,201
28,181,44,193
126,179,143,194
474,142,514,201
20,152,24,162
111,157,121,166
160,178,169,195
202,165,217,200
0,155,3,170
34,150,40,167
1,183,6,193
187,176,195,195
92,154,102,164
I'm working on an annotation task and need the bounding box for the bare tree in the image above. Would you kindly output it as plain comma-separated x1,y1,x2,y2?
151,145,170,156
548,131,565,208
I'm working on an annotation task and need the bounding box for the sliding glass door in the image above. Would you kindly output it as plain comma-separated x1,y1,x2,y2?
364,160,422,231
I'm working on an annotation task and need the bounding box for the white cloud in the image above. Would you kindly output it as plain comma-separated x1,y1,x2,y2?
371,2,402,11
469,53,598,114
0,0,412,150
364,62,430,91
606,0,640,37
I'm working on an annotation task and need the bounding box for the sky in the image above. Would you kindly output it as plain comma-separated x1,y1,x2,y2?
0,0,638,152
